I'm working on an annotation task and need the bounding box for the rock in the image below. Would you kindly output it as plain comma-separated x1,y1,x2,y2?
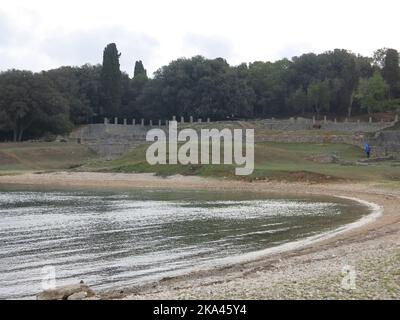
85,296,101,300
36,282,96,300
67,291,87,300
357,156,395,163
37,284,83,300
305,154,340,164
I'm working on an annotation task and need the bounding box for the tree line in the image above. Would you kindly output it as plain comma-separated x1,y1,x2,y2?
1,43,399,141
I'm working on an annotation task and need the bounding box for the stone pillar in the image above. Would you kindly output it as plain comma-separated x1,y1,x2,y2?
324,116,327,124
149,120,153,127
312,116,315,124
132,119,136,126
172,115,176,121
141,118,144,126
345,118,348,123
369,117,372,123
334,118,337,123
114,117,118,124
123,119,127,125
357,119,360,124
180,116,184,123
166,120,169,126
207,117,210,123
190,116,193,123
158,120,162,127
104,117,108,124
198,118,202,123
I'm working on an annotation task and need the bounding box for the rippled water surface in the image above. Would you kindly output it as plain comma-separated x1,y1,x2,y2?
0,187,369,299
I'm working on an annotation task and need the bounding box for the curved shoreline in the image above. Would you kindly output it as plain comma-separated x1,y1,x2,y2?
198,196,383,268
143,195,384,283
0,172,399,299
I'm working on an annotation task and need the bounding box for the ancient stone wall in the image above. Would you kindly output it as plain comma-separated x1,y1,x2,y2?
369,130,400,157
70,116,399,158
256,134,365,147
261,117,395,133
70,123,150,158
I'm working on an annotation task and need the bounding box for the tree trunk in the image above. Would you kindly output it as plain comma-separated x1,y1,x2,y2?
315,105,320,120
13,129,17,142
347,92,354,118
18,129,24,142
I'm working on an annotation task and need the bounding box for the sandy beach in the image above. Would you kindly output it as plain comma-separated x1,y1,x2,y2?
0,171,399,299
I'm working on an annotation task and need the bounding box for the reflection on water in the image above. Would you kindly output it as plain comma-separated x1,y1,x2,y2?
0,188,368,299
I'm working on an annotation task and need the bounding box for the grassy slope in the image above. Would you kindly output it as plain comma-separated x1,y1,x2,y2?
1,128,399,184
84,141,400,183
0,142,96,173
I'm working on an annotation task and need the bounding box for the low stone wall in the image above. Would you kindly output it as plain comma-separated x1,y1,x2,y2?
71,118,400,159
70,124,150,158
257,132,400,158
369,130,400,157
256,134,365,147
261,117,395,133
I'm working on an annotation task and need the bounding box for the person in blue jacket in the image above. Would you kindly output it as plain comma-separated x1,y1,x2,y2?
364,142,371,158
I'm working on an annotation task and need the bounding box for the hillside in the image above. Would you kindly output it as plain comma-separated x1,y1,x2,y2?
83,141,400,183
0,142,96,173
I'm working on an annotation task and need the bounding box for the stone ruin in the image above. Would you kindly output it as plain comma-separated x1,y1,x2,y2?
70,115,400,159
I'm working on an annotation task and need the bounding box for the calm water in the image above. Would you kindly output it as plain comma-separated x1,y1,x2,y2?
0,187,370,299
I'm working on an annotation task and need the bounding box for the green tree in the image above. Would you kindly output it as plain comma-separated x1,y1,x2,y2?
0,70,70,141
382,48,400,98
136,56,255,120
372,48,388,68
44,66,95,124
287,87,310,115
248,59,291,116
307,79,330,119
355,72,389,114
320,50,360,117
134,60,147,78
101,43,122,117
120,60,149,119
75,64,102,122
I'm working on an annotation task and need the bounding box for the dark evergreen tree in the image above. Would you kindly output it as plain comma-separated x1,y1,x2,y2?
382,48,400,98
101,43,122,117
134,60,147,78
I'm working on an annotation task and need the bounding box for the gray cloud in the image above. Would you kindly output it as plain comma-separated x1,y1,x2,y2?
0,9,160,75
183,33,233,59
42,26,159,75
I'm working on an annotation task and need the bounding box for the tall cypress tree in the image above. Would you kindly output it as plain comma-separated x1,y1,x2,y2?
101,43,122,117
134,60,147,78
382,48,400,98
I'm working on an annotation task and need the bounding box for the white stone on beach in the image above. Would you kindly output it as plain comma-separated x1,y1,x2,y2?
36,282,95,300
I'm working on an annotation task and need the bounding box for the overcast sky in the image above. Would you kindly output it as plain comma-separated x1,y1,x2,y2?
0,0,399,77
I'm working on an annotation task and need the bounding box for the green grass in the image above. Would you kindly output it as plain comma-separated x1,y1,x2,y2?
0,142,96,172
2,138,399,184
85,141,400,183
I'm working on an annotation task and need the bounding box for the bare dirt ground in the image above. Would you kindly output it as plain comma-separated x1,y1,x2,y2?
0,171,399,299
